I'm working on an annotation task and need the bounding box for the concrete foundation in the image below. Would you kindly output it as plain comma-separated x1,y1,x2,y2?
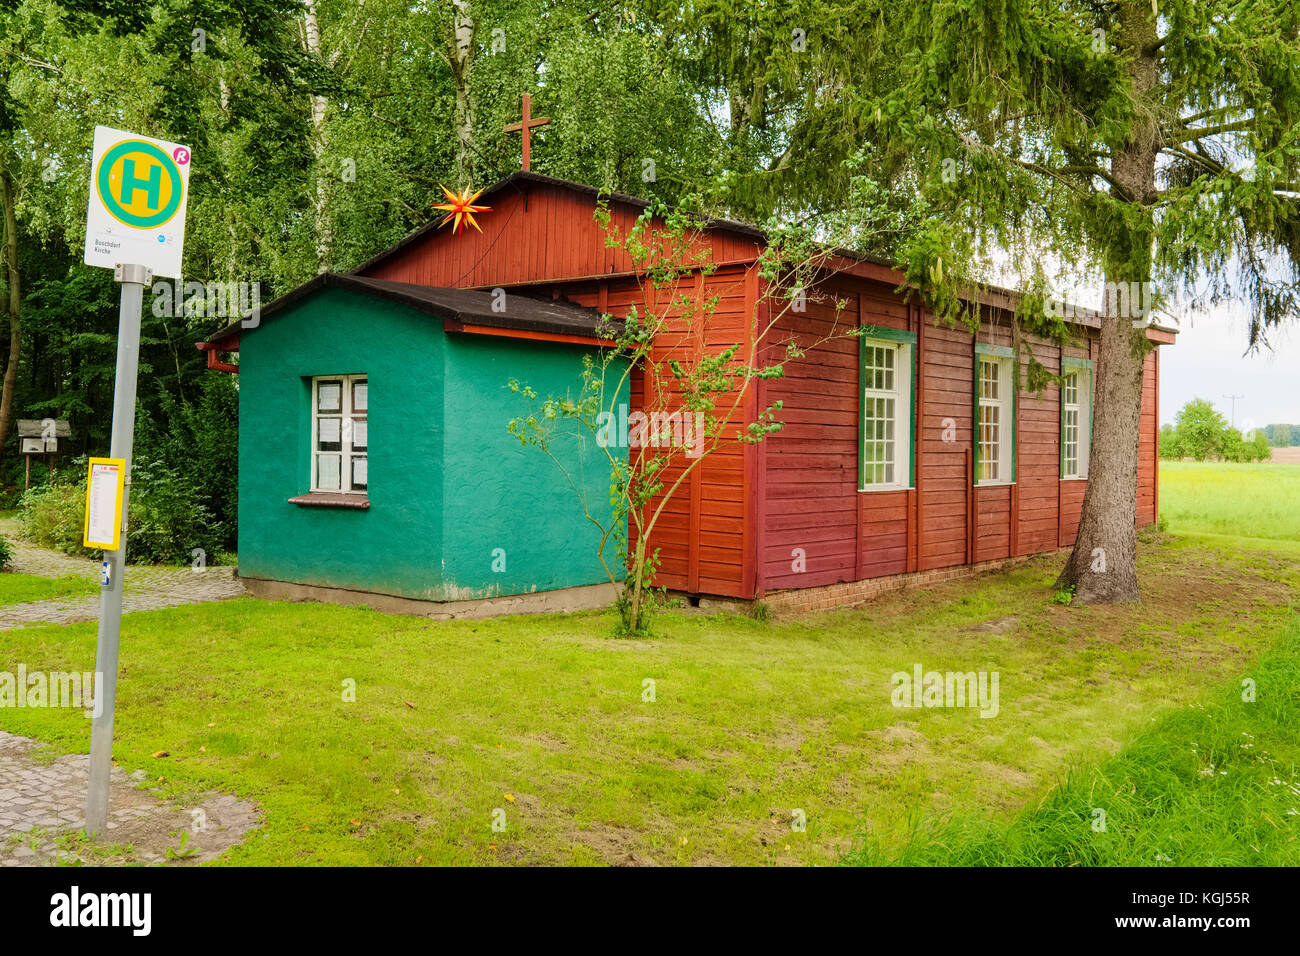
240,575,619,621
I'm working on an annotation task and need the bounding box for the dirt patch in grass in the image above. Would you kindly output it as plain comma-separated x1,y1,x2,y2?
566,822,658,866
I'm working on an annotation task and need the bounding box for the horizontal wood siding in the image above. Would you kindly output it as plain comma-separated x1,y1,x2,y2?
1138,348,1158,527
1016,337,1060,555
761,277,916,591
919,321,973,570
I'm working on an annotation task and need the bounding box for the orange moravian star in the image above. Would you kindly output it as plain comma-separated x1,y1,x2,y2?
431,185,491,235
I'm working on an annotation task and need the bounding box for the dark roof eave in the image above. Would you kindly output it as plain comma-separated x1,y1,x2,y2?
202,273,616,348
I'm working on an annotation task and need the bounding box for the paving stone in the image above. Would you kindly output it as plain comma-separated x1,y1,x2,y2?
0,731,260,866
0,517,245,630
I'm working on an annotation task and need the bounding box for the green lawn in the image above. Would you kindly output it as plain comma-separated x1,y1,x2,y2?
1159,460,1300,548
0,571,97,605
847,615,1300,866
1,532,1297,866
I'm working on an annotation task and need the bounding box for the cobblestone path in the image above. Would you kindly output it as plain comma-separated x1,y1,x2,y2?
0,518,245,629
0,731,259,866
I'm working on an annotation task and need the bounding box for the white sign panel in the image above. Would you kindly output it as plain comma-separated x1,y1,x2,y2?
84,125,192,278
83,458,125,551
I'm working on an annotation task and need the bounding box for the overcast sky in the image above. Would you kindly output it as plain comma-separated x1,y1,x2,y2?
1159,300,1299,430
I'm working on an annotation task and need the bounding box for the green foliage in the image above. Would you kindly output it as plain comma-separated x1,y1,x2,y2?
123,457,220,565
508,202,807,636
165,829,198,861
1158,423,1182,460
135,373,239,552
0,532,12,570
18,457,223,564
17,482,85,555
1163,399,1271,462
1264,423,1298,447
1173,398,1229,460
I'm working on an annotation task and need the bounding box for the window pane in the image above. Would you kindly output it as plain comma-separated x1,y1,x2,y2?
351,418,368,450
351,380,368,413
351,456,367,490
318,381,342,413
318,417,341,451
317,453,341,490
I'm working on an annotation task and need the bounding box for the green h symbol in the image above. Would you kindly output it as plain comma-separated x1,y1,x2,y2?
118,158,162,209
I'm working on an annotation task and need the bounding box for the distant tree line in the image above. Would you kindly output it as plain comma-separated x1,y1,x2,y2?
1263,423,1298,447
1159,399,1272,462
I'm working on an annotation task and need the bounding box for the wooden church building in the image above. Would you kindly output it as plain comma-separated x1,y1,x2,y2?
200,170,1175,615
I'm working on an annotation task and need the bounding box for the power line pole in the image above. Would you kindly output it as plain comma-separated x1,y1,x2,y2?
1223,393,1246,429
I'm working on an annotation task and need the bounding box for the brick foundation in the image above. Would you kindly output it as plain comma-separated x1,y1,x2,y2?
760,549,1069,616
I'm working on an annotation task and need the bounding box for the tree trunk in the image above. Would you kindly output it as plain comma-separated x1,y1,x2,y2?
1056,313,1148,602
448,0,475,188
0,162,21,452
625,532,647,635
303,0,333,273
1057,0,1158,604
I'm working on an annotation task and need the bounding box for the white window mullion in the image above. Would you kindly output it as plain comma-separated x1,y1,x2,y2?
862,340,909,490
312,374,367,494
978,355,1014,485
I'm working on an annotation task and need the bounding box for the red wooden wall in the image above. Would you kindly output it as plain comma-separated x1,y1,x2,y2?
361,181,762,290
355,177,1164,602
755,273,1163,598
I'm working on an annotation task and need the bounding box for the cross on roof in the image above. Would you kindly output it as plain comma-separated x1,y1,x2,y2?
503,93,549,172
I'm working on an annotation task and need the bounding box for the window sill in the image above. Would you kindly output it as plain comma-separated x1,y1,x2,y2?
288,492,370,510
858,485,915,493
975,481,1017,488
1060,476,1089,482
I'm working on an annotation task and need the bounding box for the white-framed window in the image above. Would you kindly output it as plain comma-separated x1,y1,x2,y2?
860,336,914,490
312,375,368,493
1061,363,1092,479
976,354,1015,484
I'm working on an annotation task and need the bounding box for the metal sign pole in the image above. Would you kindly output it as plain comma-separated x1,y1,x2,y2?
85,262,150,838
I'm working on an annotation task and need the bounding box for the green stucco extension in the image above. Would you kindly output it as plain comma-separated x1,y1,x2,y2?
238,286,626,601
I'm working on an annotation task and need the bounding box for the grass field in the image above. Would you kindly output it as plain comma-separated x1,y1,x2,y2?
1,530,1297,865
1159,461,1300,549
846,616,1300,866
0,461,1296,866
0,572,97,605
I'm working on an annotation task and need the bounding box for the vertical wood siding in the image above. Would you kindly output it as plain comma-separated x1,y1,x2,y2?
362,184,762,289
357,180,1164,601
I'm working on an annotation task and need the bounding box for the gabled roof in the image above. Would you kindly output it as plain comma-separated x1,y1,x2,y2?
348,171,1137,335
205,174,1177,354
349,170,767,278
204,273,614,348
17,419,71,438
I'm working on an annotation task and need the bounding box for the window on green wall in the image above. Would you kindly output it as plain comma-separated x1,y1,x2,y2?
859,331,915,491
312,374,368,493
